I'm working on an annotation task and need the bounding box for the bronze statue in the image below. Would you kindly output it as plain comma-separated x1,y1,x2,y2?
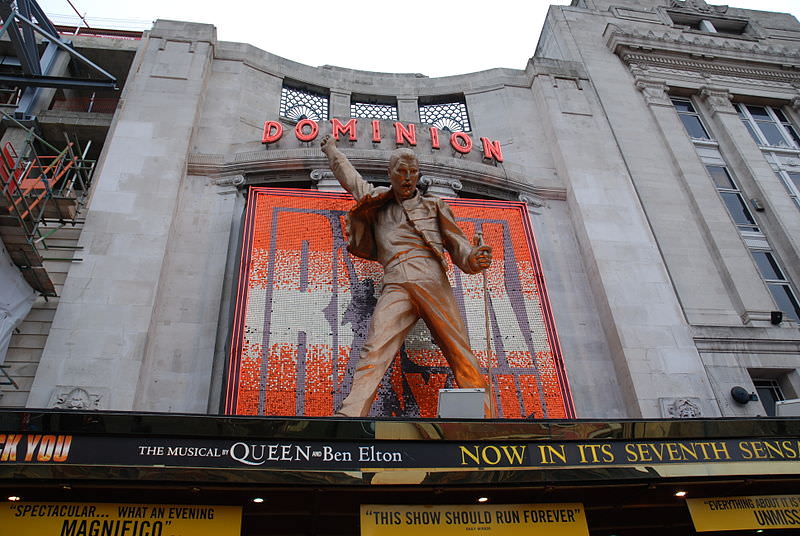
320,134,493,417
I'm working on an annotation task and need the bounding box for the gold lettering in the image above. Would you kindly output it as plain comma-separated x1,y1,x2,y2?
537,445,567,464
710,441,731,460
499,445,526,464
739,441,753,460
666,443,681,461
678,443,699,460
482,446,502,465
635,444,654,462
601,444,615,463
624,443,638,462
459,446,481,466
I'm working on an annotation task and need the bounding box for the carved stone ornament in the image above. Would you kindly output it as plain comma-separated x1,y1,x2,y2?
419,175,463,191
310,169,345,192
660,397,703,418
213,174,245,187
792,96,800,113
418,175,462,198
49,387,104,410
670,0,728,15
309,169,335,183
635,78,672,106
518,193,546,208
700,86,735,114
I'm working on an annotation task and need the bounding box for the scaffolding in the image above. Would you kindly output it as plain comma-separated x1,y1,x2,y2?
0,114,95,296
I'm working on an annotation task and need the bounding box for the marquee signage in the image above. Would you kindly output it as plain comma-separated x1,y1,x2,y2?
360,504,588,536
3,433,800,472
261,118,505,163
0,502,242,536
687,495,800,531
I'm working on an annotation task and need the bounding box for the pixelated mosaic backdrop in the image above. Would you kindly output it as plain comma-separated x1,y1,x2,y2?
225,188,574,418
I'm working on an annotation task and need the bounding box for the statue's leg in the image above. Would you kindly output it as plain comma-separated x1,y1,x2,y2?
412,281,491,416
337,283,418,417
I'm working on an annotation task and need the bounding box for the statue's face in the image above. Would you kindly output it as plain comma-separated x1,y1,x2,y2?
389,154,419,200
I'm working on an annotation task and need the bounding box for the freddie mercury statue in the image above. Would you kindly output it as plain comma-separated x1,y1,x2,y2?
320,134,493,417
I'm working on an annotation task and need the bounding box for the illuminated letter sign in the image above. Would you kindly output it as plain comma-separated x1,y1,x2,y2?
260,119,505,164
450,131,472,154
262,121,284,144
430,127,440,150
371,120,382,143
331,118,358,141
481,136,503,162
295,119,319,142
394,122,417,146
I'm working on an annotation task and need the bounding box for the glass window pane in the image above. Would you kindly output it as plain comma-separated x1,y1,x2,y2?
773,108,789,123
706,165,735,189
672,99,694,113
784,125,800,148
754,382,781,416
746,105,771,121
721,192,757,227
757,122,790,147
767,283,800,321
740,119,761,144
679,114,709,139
787,172,800,191
751,251,784,280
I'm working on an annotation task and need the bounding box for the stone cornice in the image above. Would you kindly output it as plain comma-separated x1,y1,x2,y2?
606,27,800,86
187,149,566,202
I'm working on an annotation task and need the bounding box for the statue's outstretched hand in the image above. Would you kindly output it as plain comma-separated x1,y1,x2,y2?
320,134,336,156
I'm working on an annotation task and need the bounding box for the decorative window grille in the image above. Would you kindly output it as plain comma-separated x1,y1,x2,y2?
419,99,471,132
737,104,800,149
351,101,398,121
280,85,328,122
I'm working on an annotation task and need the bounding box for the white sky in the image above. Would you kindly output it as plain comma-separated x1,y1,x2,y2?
37,0,800,78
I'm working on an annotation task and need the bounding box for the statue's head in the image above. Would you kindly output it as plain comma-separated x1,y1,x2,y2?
388,148,419,201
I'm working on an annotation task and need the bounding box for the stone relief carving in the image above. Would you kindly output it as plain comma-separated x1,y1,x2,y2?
418,175,463,191
670,0,728,15
635,78,672,106
310,169,345,192
700,86,735,113
660,397,703,418
49,387,104,410
213,174,245,187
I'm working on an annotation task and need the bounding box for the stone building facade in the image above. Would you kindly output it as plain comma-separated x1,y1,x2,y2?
1,0,799,421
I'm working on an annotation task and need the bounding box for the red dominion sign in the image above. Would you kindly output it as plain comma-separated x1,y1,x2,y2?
225,188,574,419
262,119,504,163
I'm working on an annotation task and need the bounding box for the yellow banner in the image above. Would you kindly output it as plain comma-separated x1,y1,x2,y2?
361,503,587,536
0,502,242,536
687,495,800,531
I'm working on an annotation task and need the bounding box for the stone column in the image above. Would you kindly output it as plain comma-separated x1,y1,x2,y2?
329,89,351,119
534,74,719,418
27,21,218,411
640,82,774,325
397,96,420,123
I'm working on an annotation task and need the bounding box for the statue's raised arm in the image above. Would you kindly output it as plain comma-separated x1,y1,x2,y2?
320,134,373,200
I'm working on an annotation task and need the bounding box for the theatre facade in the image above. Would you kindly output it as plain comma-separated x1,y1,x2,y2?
1,0,800,535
